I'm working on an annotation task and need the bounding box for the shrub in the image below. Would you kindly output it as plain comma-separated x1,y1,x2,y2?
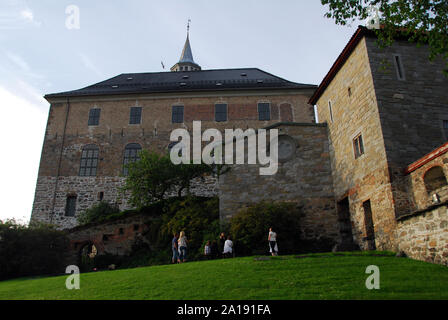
229,202,303,256
0,219,69,280
77,201,120,225
160,196,221,261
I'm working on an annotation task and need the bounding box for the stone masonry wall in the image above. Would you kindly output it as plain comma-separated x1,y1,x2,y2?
219,123,339,243
315,37,397,251
397,204,448,266
366,37,448,171
32,91,314,229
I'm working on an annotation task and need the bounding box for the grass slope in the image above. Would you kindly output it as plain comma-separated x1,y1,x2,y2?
0,252,447,300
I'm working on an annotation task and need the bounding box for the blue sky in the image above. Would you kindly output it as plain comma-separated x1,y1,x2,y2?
0,0,359,222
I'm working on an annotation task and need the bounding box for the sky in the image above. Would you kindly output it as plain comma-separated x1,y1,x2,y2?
0,0,360,223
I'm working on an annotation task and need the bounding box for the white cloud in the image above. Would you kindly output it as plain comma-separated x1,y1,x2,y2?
0,85,48,223
6,51,30,72
20,9,33,22
79,53,104,78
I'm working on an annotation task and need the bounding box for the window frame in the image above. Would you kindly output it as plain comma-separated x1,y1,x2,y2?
353,133,365,159
65,195,77,217
88,108,101,126
328,100,334,123
172,105,184,123
258,102,271,121
123,143,142,176
215,103,228,122
79,144,99,177
129,107,142,125
393,54,406,81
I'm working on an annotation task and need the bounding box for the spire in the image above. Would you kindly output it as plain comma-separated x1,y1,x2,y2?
171,19,201,72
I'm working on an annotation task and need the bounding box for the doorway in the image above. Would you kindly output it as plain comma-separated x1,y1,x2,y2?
362,200,376,250
337,197,355,245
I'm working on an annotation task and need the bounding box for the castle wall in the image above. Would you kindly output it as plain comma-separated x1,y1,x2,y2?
315,37,397,251
397,204,448,266
366,38,448,171
219,123,339,243
31,91,314,229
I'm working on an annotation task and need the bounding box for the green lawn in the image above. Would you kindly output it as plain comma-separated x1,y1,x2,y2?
0,252,447,300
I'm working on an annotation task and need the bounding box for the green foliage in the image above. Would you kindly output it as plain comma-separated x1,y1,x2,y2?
321,0,448,75
122,150,214,208
229,202,304,256
162,197,221,261
0,219,69,280
76,201,120,225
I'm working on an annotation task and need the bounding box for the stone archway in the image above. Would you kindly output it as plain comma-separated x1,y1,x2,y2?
78,242,98,272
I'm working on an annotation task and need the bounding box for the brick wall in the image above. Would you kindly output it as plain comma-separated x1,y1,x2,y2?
31,91,314,229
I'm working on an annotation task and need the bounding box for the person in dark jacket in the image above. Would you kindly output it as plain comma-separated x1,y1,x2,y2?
210,240,219,259
218,232,226,258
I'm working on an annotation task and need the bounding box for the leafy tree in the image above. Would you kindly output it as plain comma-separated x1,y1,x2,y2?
229,202,303,256
77,201,121,225
321,0,448,74
122,150,216,208
0,219,69,280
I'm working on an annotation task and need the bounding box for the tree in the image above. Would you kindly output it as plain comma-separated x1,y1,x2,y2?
122,150,216,208
321,0,448,74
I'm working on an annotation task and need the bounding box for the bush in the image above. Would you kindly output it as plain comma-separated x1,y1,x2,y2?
77,201,120,225
0,219,69,280
229,202,303,256
161,196,221,261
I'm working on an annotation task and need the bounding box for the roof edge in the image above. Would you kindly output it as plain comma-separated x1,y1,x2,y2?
309,26,373,105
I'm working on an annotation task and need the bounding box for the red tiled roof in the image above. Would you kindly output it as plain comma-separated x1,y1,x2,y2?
404,142,448,174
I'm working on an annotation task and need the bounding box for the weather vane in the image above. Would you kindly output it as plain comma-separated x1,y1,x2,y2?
187,19,191,34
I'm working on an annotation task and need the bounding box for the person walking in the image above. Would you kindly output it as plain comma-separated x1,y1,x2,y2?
211,240,219,259
204,241,212,260
178,231,188,263
218,232,226,258
172,232,179,263
268,227,278,256
223,235,233,258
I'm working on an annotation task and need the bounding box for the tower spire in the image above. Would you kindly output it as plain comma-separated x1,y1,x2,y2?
171,19,201,72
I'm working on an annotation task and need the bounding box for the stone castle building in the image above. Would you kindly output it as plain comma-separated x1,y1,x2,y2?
31,26,448,265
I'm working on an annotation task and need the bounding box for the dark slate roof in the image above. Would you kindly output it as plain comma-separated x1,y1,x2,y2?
45,68,317,99
178,34,196,65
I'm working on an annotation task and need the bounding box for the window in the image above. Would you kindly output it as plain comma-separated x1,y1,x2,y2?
123,143,142,176
88,108,101,126
443,120,448,140
129,107,142,125
258,103,271,121
393,54,405,80
353,134,364,159
215,104,228,122
79,145,99,176
172,106,184,123
328,101,334,123
424,166,447,194
65,195,77,217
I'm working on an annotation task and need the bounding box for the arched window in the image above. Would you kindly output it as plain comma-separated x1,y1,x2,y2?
424,166,448,194
79,145,99,176
123,143,142,176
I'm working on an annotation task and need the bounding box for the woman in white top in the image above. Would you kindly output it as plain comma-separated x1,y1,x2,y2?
223,236,233,258
178,231,188,262
268,228,278,256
